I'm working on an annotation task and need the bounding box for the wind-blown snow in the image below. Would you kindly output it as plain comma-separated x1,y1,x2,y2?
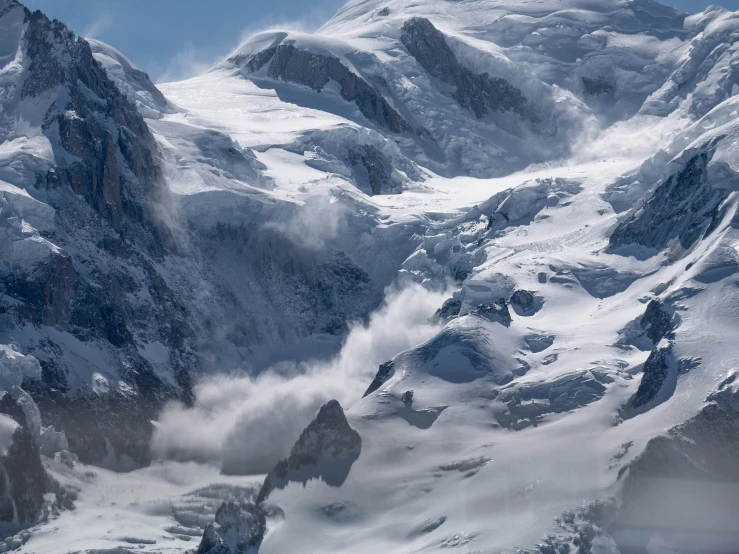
151,284,446,475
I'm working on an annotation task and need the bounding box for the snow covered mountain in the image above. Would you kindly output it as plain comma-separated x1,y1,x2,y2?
2,0,739,552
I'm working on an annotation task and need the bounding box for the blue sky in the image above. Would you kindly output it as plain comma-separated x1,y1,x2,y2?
23,0,739,83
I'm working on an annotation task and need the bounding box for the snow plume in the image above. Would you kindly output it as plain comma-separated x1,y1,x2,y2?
264,192,349,251
156,43,219,83
235,0,340,43
151,283,447,475
82,14,113,40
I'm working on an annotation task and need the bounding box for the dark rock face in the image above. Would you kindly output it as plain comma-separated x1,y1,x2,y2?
363,360,395,397
0,4,187,466
510,290,534,312
0,393,46,531
614,388,739,553
197,501,266,554
28,385,165,468
401,18,534,120
257,400,361,503
472,301,512,327
510,289,542,316
433,297,462,322
348,145,400,195
609,152,729,253
625,344,675,413
23,7,167,237
639,300,674,345
245,44,411,134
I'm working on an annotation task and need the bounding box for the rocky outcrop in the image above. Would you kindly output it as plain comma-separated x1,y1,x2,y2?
29,385,167,469
363,360,396,397
0,392,46,532
510,289,543,317
22,6,168,239
257,400,361,503
472,301,512,327
433,297,462,323
622,344,677,415
196,500,266,554
617,298,677,352
639,299,674,345
348,145,401,195
510,290,534,313
401,18,534,121
609,152,729,255
0,3,187,467
244,44,411,134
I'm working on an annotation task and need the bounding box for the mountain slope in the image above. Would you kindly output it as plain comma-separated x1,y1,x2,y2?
3,0,739,553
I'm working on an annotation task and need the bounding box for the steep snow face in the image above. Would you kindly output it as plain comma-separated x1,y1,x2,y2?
87,39,176,119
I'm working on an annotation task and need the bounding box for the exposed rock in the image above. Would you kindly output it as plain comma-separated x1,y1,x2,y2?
196,501,266,554
401,18,534,120
639,299,675,344
363,360,396,397
0,4,190,465
401,390,414,407
433,297,462,322
472,301,512,327
617,299,677,352
257,400,361,503
0,392,46,532
622,344,676,416
245,44,411,134
348,145,401,195
22,6,168,238
29,382,169,469
510,289,536,314
609,152,729,255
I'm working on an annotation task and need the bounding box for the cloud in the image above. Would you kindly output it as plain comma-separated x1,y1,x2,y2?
151,283,447,475
82,14,113,40
264,192,349,251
